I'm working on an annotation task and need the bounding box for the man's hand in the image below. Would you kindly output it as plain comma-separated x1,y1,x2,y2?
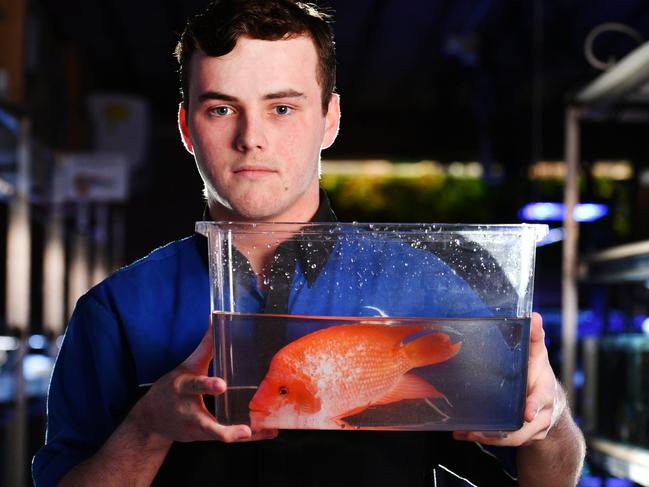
59,324,278,486
127,323,278,445
452,312,563,447
452,312,585,487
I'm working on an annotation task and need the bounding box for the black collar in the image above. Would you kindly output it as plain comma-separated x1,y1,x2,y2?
292,188,337,286
196,188,338,292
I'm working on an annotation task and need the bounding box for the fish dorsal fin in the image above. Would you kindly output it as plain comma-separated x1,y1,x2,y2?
372,373,444,406
287,374,322,414
356,324,428,344
404,332,461,369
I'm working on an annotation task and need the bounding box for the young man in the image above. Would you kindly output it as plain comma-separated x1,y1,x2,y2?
33,1,585,485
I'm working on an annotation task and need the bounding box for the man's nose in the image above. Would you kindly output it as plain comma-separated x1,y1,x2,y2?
234,112,267,152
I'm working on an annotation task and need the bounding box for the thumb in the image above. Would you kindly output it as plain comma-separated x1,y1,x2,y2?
530,312,545,346
183,322,214,372
528,312,548,370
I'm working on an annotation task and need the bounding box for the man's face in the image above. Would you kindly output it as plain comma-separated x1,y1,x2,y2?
179,36,340,222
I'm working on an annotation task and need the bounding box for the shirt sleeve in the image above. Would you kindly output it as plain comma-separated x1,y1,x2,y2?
32,292,137,487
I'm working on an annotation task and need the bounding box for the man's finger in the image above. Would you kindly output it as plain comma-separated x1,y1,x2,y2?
527,312,549,378
248,429,279,442
197,419,252,443
524,376,557,425
453,419,540,447
524,398,541,423
530,312,544,344
178,375,226,396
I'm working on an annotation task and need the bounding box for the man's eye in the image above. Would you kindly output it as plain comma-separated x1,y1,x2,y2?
274,105,292,116
211,106,232,116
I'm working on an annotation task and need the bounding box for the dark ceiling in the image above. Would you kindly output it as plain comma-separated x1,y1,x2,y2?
29,0,649,164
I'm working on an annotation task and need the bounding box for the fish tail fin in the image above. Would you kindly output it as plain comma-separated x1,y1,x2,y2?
405,332,461,368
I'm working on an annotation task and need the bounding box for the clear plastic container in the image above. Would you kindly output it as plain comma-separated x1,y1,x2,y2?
195,222,548,431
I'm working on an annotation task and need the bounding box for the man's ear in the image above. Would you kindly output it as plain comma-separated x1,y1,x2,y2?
178,103,194,154
321,93,340,150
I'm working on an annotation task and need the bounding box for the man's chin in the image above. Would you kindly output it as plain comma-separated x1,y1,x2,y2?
233,206,284,222
207,195,275,222
215,203,286,222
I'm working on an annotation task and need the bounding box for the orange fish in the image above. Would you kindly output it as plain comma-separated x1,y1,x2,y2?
249,323,461,430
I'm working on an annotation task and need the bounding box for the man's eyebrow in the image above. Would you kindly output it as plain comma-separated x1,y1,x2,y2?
196,89,306,103
197,91,239,103
263,90,305,100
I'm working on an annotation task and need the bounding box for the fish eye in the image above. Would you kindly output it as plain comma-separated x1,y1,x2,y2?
279,386,288,396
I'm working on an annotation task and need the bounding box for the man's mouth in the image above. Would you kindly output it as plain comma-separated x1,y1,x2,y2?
233,166,277,178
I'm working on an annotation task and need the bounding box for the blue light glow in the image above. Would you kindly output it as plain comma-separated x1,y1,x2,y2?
574,203,609,222
28,334,49,350
23,354,54,381
519,202,608,222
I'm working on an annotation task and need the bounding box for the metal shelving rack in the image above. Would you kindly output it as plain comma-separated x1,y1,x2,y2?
580,242,649,486
582,240,649,283
562,39,649,408
587,436,649,486
562,39,649,485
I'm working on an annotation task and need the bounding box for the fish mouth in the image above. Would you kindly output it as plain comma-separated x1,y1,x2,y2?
248,405,271,417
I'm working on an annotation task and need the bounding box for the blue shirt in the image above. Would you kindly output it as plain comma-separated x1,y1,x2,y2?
34,212,520,486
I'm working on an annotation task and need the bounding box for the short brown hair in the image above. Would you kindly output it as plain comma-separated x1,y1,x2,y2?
174,0,336,114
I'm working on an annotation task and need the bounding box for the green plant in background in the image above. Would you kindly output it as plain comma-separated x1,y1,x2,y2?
321,167,635,243
321,173,506,223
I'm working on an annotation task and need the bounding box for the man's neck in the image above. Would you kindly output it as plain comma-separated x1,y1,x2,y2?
207,198,320,278
207,205,318,224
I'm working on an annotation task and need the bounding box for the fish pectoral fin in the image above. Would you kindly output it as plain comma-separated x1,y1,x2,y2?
336,404,372,419
333,404,372,428
333,417,354,429
372,373,444,406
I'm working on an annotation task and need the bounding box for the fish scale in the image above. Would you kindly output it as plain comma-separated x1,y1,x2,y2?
298,345,410,416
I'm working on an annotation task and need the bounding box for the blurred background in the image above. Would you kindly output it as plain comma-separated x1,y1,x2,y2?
1,0,649,485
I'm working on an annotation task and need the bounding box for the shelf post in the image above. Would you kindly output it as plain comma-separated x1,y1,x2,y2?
562,105,580,410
